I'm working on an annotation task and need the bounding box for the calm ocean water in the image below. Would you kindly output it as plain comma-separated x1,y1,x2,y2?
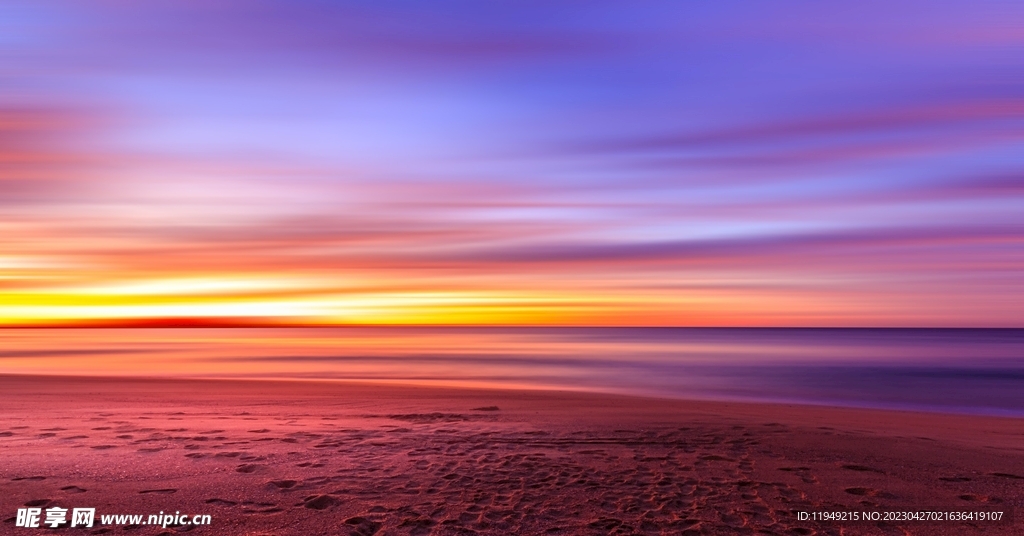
2,328,1022,416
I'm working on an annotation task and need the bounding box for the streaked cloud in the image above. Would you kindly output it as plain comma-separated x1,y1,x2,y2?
0,0,1021,326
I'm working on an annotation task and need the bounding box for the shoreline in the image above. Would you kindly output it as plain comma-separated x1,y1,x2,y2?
5,371,1024,421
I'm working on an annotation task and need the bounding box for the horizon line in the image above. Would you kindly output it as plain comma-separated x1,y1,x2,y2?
0,318,1019,330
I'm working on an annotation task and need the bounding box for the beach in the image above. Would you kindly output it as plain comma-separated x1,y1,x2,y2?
2,375,1021,535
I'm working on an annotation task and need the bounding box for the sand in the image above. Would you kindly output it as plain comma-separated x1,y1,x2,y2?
1,375,1022,535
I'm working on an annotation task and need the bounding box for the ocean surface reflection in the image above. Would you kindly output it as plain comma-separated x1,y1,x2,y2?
2,328,1022,416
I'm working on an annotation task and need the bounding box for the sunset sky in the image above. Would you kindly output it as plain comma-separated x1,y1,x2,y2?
1,0,1021,327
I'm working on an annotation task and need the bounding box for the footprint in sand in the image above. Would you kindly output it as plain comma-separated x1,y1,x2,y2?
588,517,625,531
139,489,177,494
241,502,284,514
844,487,896,499
236,464,262,473
345,516,383,535
60,486,87,493
23,499,51,507
397,516,435,535
204,498,238,506
301,495,339,510
268,480,298,489
841,464,884,474
778,467,818,484
959,494,1001,503
699,455,734,462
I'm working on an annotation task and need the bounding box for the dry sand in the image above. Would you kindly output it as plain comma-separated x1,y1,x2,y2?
1,375,1022,535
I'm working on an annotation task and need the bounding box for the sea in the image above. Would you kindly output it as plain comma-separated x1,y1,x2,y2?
2,327,1022,416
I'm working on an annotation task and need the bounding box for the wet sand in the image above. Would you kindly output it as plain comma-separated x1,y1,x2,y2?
1,375,1022,535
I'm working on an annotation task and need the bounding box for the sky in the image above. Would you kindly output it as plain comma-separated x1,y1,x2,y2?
0,0,1021,327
